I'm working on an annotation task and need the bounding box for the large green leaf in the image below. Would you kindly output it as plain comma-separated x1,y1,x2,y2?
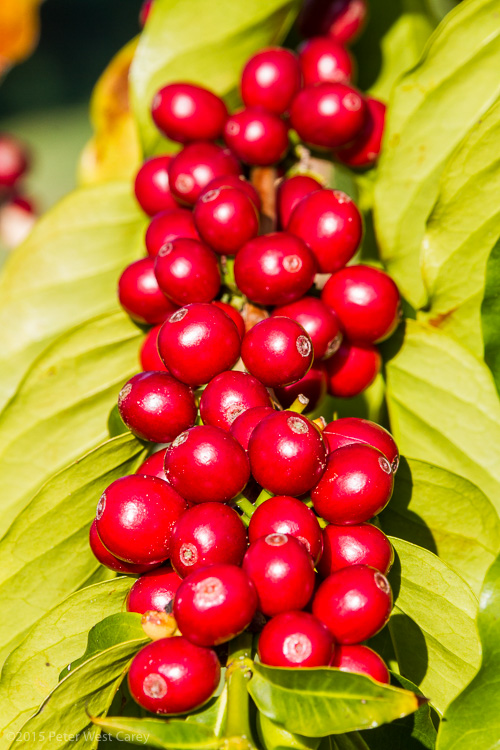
436,553,500,750
130,0,300,155
373,0,500,307
481,237,500,396
94,717,220,750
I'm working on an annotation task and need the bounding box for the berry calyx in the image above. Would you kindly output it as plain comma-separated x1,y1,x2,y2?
241,317,314,388
134,156,178,216
336,97,386,168
318,523,393,577
140,325,168,373
277,174,322,229
152,83,228,143
331,644,390,684
229,405,276,452
118,258,176,325
145,208,200,259
258,611,334,667
224,108,289,166
194,185,259,255
249,495,323,564
199,370,273,431
325,340,381,398
298,37,354,86
272,296,342,360
323,417,399,471
127,566,182,613
89,519,157,575
168,142,241,206
240,48,301,115
290,83,366,149
154,237,221,305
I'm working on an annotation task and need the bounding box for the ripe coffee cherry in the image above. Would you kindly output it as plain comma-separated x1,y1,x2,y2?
134,156,178,216
298,0,368,46
140,325,168,372
0,134,28,188
194,186,259,255
95,475,187,565
118,258,176,325
240,48,301,115
288,189,362,273
277,174,322,229
128,636,220,715
136,447,168,482
241,317,314,388
224,109,289,166
249,410,327,496
157,303,241,386
235,233,316,307
0,195,36,249
249,495,323,564
152,83,228,143
322,265,401,344
290,83,366,149
323,417,399,471
258,611,333,667
168,142,240,206
325,340,381,398
200,174,261,212
274,362,327,412
313,565,392,643
331,645,389,683
298,37,353,86
243,534,315,616
174,564,257,646
200,370,273,431
89,520,156,575
273,297,342,360
118,371,196,444
318,523,393,577
337,98,386,168
212,301,246,339
127,566,182,613
230,405,275,452
139,0,152,27
311,444,394,525
154,238,220,305
145,208,200,258
164,425,250,504
170,502,247,577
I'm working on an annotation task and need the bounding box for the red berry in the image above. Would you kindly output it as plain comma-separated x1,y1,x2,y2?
118,258,176,325
212,301,246,339
325,340,381,398
136,447,168,482
140,325,168,372
331,644,390,683
235,232,316,306
241,317,314,388
229,405,276,452
277,174,322,229
290,83,366,149
298,0,368,46
118,371,196,443
299,37,353,86
134,156,178,216
128,636,220,715
274,362,327,412
249,410,327,496
0,134,29,188
243,533,315,616
318,523,393,577
152,83,228,143
323,417,399,471
154,238,220,305
157,303,241,386
199,174,262,212
240,48,301,115
174,564,257,646
272,296,342,360
313,565,392,643
164,425,250,504
168,142,240,206
336,98,386,168
145,208,200,259
311,444,394,525
194,186,259,255
249,495,323,564
139,0,153,27
224,109,289,166
95,475,187,565
288,189,362,273
127,566,182,613
258,611,333,667
170,502,247,577
89,520,157,575
200,370,273,431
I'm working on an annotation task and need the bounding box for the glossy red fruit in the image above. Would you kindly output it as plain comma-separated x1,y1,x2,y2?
277,174,322,229
229,405,276,452
240,48,301,115
323,417,399,471
322,265,401,344
0,134,29,188
157,303,241,386
299,37,353,86
136,448,168,482
140,325,168,372
0,194,36,249
288,189,363,273
249,495,323,564
128,636,220,715
145,208,200,259
168,142,240,206
152,83,228,143
200,370,273,431
127,566,182,613
274,362,327,412
89,520,157,575
170,502,247,577
139,0,153,27
235,233,316,306
325,340,381,398
273,297,342,360
154,238,220,305
249,410,327,496
212,301,246,339
336,98,386,168
243,533,316,616
95,475,187,565
298,0,368,46
331,645,390,683
290,83,366,149
241,317,314,388
313,565,392,643
164,425,250,504
118,371,196,443
174,564,257,646
318,523,393,577
311,443,394,525
258,611,333,667
134,156,178,216
224,109,289,166
194,186,259,255
200,174,261,212
118,258,176,325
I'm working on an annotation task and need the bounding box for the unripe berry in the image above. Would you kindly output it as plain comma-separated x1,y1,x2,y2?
145,208,200,258
0,134,29,188
230,405,276,452
212,301,246,339
154,238,221,305
168,142,241,205
194,185,259,255
134,156,178,216
290,83,366,149
325,340,381,398
199,174,261,212
274,362,327,413
323,417,399,471
241,317,314,388
318,523,393,577
277,174,322,229
127,566,182,613
336,98,386,168
152,83,228,143
136,447,168,482
331,644,390,684
224,109,289,166
140,325,168,372
298,37,353,86
259,611,333,667
272,296,342,360
200,370,273,431
249,495,323,564
89,520,157,575
240,48,301,115
118,258,176,325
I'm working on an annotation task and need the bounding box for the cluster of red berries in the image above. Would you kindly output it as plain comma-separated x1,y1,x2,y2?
0,134,36,250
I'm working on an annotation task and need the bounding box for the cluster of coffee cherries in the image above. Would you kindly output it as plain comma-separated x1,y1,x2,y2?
0,133,37,250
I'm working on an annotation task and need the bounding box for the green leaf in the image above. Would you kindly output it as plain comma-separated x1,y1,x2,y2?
436,553,500,749
481,237,500,395
248,662,420,737
381,458,500,595
0,578,133,749
388,537,480,714
93,716,220,749
326,737,369,750
130,0,300,156
257,712,321,750
373,0,500,307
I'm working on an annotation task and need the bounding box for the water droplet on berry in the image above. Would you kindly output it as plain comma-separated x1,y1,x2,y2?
265,533,288,547
143,673,168,699
379,456,392,474
170,308,188,323
287,416,309,434
296,335,312,357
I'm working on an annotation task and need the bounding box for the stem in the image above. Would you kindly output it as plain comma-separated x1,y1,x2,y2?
255,488,273,507
225,632,255,748
288,394,309,414
235,496,256,518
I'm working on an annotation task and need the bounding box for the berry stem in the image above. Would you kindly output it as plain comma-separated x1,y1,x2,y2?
250,166,277,233
255,488,273,507
235,496,256,518
288,394,309,413
225,632,256,748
